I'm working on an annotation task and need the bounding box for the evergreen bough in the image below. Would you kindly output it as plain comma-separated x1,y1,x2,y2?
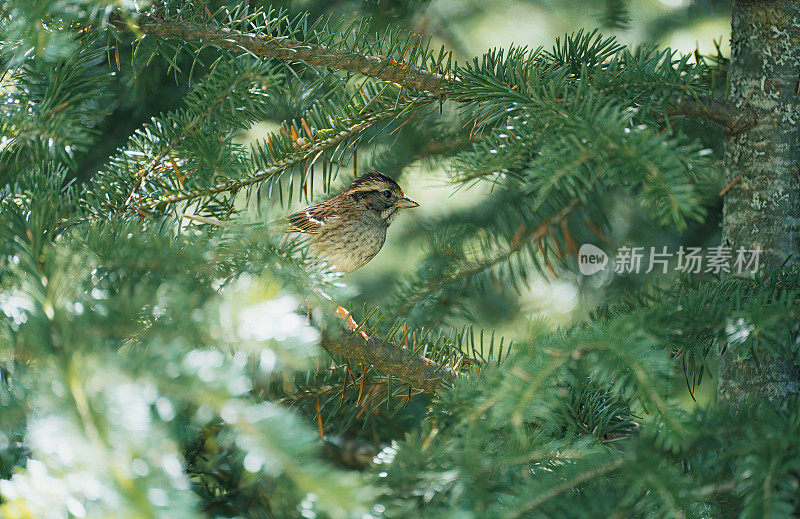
0,1,797,517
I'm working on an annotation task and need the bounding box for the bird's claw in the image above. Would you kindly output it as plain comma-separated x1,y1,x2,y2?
335,305,370,340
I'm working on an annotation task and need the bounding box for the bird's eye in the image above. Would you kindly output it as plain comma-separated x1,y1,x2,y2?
382,189,392,199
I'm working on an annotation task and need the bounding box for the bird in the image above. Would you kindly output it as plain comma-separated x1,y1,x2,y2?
286,171,419,273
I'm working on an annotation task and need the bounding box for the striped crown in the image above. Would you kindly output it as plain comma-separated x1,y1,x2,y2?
348,171,403,195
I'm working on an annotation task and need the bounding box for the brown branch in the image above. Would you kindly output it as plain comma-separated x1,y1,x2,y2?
718,175,742,198
118,15,451,96
668,96,757,135
115,14,757,134
320,331,459,394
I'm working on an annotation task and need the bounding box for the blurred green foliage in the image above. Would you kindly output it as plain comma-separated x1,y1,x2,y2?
1,1,798,518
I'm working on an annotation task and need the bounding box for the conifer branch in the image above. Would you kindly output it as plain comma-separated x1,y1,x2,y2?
667,96,757,135
276,385,340,406
119,15,451,95
119,15,755,134
510,457,627,517
320,330,459,394
135,96,432,211
122,105,206,210
394,198,580,317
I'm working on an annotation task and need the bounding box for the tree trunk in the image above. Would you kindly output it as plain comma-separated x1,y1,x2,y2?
719,0,800,405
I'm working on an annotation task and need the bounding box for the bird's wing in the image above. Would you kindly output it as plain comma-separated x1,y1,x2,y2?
286,202,340,235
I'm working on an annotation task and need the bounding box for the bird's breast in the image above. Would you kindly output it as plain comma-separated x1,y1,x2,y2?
310,219,388,273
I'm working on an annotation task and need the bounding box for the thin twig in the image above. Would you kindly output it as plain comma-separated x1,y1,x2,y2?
181,213,230,226
718,175,742,198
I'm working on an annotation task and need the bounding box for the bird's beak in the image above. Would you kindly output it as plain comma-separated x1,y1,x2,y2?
394,197,420,208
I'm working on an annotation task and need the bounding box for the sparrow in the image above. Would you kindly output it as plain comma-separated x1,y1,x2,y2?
286,171,419,273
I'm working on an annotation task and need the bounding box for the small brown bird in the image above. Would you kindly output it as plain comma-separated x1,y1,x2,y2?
287,171,419,273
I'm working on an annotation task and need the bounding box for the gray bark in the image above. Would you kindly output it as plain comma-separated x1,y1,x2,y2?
719,0,800,405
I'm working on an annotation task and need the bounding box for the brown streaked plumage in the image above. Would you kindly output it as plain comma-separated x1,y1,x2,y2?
286,171,419,273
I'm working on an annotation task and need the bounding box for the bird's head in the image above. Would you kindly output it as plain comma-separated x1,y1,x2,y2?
345,171,419,224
